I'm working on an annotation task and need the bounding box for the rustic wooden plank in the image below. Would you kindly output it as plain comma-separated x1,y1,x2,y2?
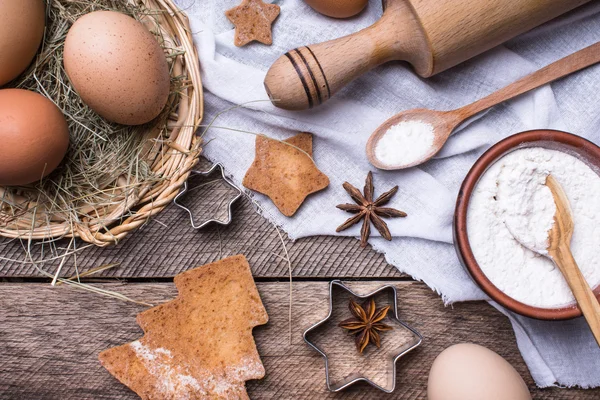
0,281,595,399
0,161,402,280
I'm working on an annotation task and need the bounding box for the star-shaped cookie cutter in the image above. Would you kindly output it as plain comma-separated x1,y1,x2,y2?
303,280,423,393
174,163,242,229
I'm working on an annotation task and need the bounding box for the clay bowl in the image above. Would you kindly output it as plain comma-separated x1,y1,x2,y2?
454,129,600,320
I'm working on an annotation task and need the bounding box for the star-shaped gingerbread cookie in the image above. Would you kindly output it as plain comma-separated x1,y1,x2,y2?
226,0,280,47
243,132,329,217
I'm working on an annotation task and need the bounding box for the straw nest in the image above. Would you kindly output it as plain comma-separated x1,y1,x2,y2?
0,0,203,247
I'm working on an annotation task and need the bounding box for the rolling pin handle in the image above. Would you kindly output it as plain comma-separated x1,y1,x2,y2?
264,34,384,111
264,2,429,111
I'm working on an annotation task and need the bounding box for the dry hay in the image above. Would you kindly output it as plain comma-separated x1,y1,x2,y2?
0,0,203,247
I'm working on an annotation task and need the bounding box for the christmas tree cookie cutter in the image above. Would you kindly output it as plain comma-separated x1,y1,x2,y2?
303,280,422,393
174,163,242,229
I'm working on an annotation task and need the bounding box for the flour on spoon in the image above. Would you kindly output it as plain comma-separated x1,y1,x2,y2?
375,120,434,166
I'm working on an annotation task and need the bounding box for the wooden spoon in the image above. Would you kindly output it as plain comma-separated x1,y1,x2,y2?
545,175,600,346
366,41,600,170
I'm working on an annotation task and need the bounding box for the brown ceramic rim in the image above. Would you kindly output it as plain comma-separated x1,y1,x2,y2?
455,129,600,320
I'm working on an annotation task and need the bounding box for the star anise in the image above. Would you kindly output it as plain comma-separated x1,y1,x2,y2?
338,298,393,353
336,172,407,247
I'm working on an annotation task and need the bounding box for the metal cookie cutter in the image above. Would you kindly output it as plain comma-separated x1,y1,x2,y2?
303,280,422,393
174,163,242,229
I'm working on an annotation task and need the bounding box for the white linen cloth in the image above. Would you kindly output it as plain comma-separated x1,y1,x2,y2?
177,0,600,388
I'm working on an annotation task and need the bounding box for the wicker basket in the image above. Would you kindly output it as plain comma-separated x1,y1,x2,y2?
0,0,203,247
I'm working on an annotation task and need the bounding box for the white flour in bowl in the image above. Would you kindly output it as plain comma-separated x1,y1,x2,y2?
467,147,600,308
496,158,556,255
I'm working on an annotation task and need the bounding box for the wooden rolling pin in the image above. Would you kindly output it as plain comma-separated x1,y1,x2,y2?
264,0,590,110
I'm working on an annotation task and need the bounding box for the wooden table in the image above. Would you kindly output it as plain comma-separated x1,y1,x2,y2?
0,160,597,399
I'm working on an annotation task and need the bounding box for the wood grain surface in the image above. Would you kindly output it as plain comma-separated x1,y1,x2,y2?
0,281,596,399
0,195,402,280
0,158,401,280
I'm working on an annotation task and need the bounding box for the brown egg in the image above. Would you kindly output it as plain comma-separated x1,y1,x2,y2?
63,11,170,126
0,89,69,186
428,343,531,400
304,0,368,18
0,0,45,86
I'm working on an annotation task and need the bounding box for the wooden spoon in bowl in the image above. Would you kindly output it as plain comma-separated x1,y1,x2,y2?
545,175,600,346
366,41,600,170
